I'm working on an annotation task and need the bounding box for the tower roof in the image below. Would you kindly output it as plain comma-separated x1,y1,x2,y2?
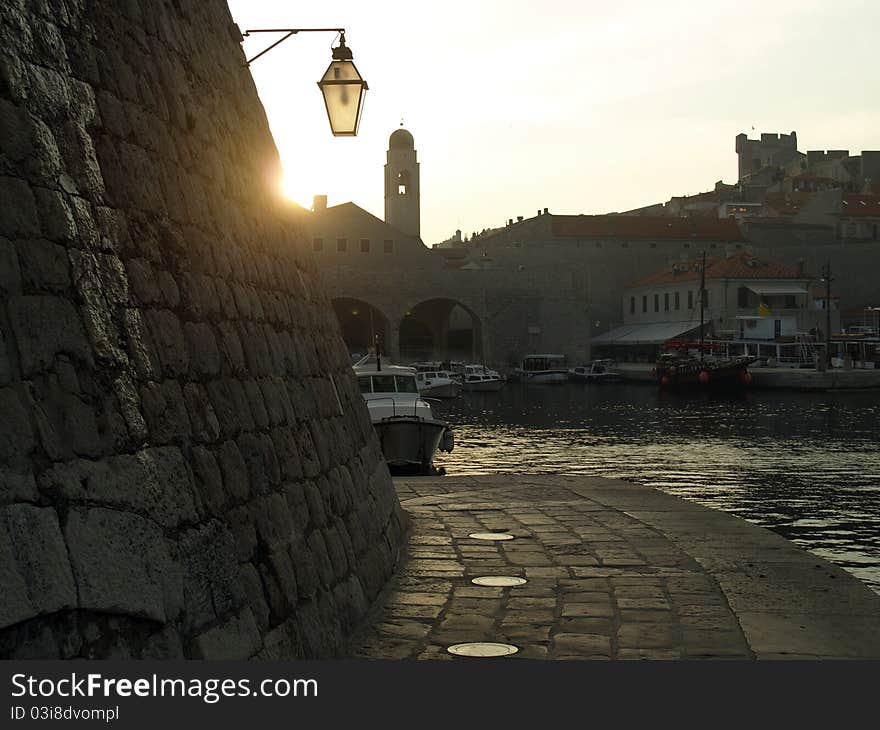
389,128,414,150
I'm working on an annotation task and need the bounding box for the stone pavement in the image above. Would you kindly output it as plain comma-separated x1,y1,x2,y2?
348,475,880,660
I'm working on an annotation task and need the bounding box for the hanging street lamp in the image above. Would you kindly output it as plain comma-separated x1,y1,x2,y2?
241,28,368,137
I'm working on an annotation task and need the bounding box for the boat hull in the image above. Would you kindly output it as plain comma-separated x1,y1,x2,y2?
569,372,622,384
462,379,505,392
372,416,450,474
656,358,755,389
521,370,568,384
420,382,461,398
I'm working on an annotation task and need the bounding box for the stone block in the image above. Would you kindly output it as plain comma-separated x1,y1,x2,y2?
8,295,92,374
0,176,41,238
15,239,70,292
0,504,76,630
139,379,191,444
0,387,36,466
183,321,220,377
30,375,103,460
271,427,304,481
267,547,298,610
333,575,367,633
215,439,250,502
39,446,199,529
243,379,268,428
182,382,221,443
239,563,270,631
297,425,321,478
297,592,343,658
65,506,183,623
226,505,258,563
59,120,105,200
323,524,350,581
123,308,159,380
284,480,310,534
177,521,245,632
206,379,240,438
189,445,224,516
26,63,70,120
0,98,32,162
193,608,261,660
306,529,335,589
290,541,319,599
237,432,269,495
0,238,22,295
33,188,77,242
145,309,188,377
156,270,180,307
303,479,327,528
125,258,161,304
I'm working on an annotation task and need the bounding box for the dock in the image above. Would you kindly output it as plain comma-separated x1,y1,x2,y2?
617,362,880,390
349,475,880,659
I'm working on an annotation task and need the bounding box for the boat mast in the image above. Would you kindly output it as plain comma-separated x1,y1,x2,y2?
699,250,706,363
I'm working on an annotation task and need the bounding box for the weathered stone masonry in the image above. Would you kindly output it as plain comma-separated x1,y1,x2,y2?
0,0,404,658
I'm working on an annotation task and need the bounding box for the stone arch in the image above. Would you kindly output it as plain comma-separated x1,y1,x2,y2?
398,298,483,362
331,298,391,360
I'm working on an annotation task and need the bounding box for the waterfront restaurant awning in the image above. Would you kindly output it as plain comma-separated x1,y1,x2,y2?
591,320,702,345
746,283,809,295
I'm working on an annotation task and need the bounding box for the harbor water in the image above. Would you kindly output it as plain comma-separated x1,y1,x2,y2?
431,383,880,593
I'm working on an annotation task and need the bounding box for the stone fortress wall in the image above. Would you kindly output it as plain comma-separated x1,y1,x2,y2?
0,0,404,659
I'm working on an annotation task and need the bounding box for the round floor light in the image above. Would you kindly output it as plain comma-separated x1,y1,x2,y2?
447,642,519,658
472,576,528,587
468,532,515,541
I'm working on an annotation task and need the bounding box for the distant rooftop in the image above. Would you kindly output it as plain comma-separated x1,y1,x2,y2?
551,215,744,241
628,252,808,288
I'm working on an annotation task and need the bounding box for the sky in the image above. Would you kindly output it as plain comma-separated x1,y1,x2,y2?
228,0,880,245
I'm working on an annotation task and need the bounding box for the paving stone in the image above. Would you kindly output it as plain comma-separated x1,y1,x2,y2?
618,623,677,649
562,602,615,618
552,633,612,657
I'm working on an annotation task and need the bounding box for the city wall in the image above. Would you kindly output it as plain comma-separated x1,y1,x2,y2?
0,0,404,659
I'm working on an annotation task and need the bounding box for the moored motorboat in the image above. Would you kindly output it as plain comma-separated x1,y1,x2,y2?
569,359,622,383
354,356,454,474
456,364,506,392
415,369,462,398
514,354,568,384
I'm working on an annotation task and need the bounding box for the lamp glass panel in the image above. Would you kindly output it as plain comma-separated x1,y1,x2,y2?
318,60,366,136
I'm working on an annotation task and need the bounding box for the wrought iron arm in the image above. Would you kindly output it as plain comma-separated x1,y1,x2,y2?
242,28,346,66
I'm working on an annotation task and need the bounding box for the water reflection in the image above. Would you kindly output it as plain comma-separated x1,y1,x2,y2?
432,383,880,593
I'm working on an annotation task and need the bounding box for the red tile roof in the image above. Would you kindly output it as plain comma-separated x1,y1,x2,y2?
550,215,744,241
841,194,880,217
628,252,808,288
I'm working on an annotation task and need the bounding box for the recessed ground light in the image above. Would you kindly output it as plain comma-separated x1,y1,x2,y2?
472,576,527,587
468,532,515,541
447,642,519,658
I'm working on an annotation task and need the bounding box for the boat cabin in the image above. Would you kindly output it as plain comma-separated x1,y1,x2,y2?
521,354,566,372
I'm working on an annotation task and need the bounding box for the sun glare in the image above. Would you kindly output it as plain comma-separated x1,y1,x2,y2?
281,173,314,210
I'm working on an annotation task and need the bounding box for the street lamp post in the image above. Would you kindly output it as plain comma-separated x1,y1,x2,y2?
242,28,368,136
821,261,833,369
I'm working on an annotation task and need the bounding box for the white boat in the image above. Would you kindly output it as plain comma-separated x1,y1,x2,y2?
457,364,505,392
354,357,454,474
569,359,622,383
514,354,568,384
415,369,461,398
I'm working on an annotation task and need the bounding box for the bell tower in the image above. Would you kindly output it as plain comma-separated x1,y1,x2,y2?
384,127,420,237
